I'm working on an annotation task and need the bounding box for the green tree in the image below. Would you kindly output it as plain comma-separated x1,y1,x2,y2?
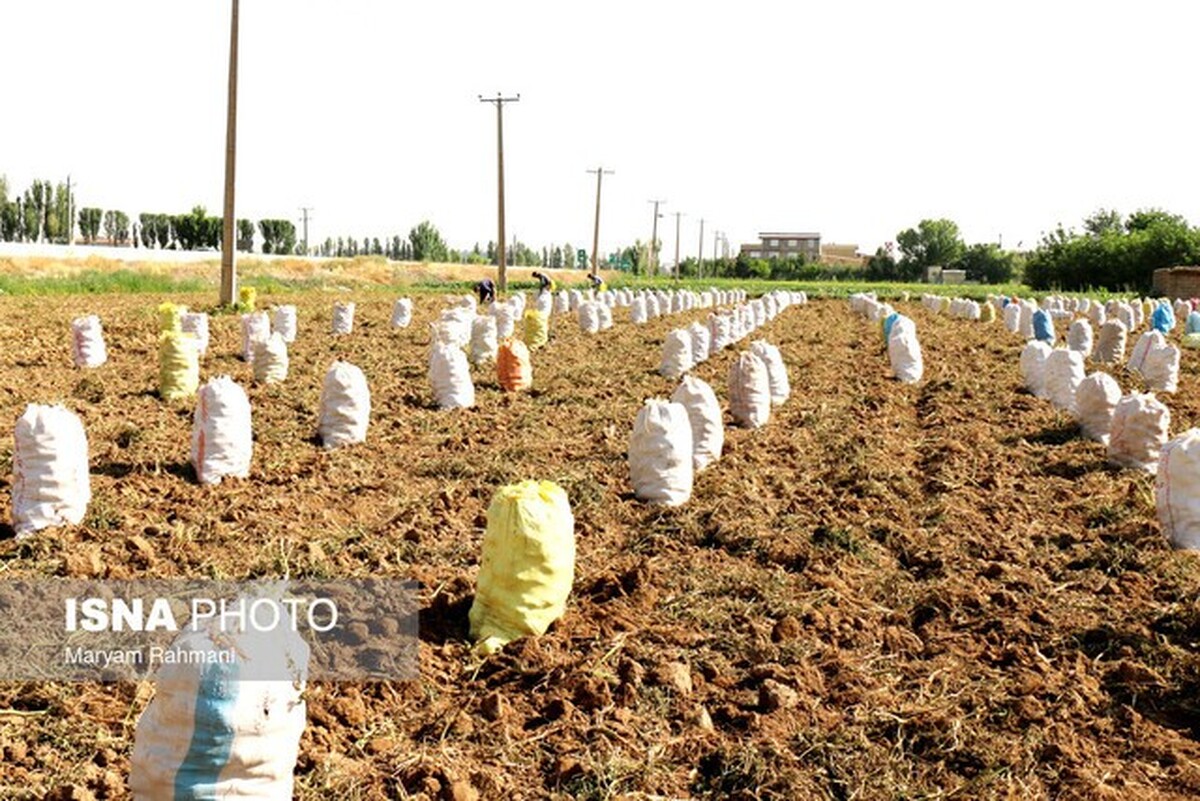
1084,208,1123,237
102,210,130,245
864,246,901,281
237,219,255,252
408,220,448,262
79,208,103,243
954,243,1017,284
896,218,964,277
258,219,297,254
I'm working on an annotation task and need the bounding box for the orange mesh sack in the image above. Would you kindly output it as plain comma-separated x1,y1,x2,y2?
497,338,532,392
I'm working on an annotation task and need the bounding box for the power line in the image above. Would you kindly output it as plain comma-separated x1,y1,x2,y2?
586,167,614,274
479,92,520,291
697,218,705,280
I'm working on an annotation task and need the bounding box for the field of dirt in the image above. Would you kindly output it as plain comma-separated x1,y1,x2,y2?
1,289,1200,800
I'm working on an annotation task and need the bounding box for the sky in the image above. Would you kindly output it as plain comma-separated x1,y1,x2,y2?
3,1,1198,262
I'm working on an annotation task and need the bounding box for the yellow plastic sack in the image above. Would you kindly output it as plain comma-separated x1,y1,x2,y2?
238,286,257,312
158,302,184,333
523,309,549,350
469,480,575,655
981,303,996,323
159,331,200,400
1184,333,1200,350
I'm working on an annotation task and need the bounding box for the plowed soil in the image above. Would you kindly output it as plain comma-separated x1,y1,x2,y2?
1,292,1200,800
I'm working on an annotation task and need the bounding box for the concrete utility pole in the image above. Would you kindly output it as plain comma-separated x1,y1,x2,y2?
219,0,239,306
479,92,520,291
673,211,685,278
648,199,665,275
587,166,613,274
698,218,705,280
299,206,313,255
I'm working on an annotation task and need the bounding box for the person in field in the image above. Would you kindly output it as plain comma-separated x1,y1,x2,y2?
530,271,555,295
477,278,496,305
588,273,607,293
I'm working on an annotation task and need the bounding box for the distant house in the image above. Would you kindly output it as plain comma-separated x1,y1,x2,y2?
740,232,821,261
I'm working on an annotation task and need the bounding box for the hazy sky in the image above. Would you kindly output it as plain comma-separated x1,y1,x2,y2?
4,1,1198,261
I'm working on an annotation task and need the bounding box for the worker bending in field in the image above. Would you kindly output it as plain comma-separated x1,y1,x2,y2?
530,271,556,295
476,278,496,305
588,273,607,293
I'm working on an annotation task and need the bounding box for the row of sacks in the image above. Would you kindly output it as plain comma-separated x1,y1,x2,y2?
1020,324,1179,394
1017,344,1172,471
129,478,577,798
659,291,803,380
849,295,924,384
997,295,1190,343
632,342,791,505
921,295,997,324
11,364,372,537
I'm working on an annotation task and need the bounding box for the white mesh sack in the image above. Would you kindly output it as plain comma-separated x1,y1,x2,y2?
1020,340,1053,398
272,305,298,343
180,311,210,357
1067,319,1093,356
1143,341,1180,394
1117,304,1136,333
492,303,517,340
671,375,724,471
391,297,414,329
729,351,772,428
437,307,473,348
751,340,791,405
469,315,499,366
1156,429,1200,550
1044,348,1086,414
535,291,553,316
689,321,711,364
191,376,253,485
71,315,108,368
1094,320,1128,365
628,399,694,506
660,329,694,380
1018,303,1036,339
1088,303,1106,328
430,343,475,409
553,291,570,315
12,404,90,539
597,302,613,330
1003,300,1023,333
318,361,370,449
1076,372,1122,444
129,591,308,800
578,301,601,334
709,314,732,352
1108,393,1170,472
332,301,356,335
241,311,270,364
253,332,289,384
1128,330,1164,375
510,291,527,318
888,317,924,384
630,296,649,325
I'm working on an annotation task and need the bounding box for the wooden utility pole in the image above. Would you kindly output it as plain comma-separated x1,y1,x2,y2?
698,218,705,280
648,199,665,275
672,211,685,279
219,0,239,306
587,167,613,274
479,93,520,291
